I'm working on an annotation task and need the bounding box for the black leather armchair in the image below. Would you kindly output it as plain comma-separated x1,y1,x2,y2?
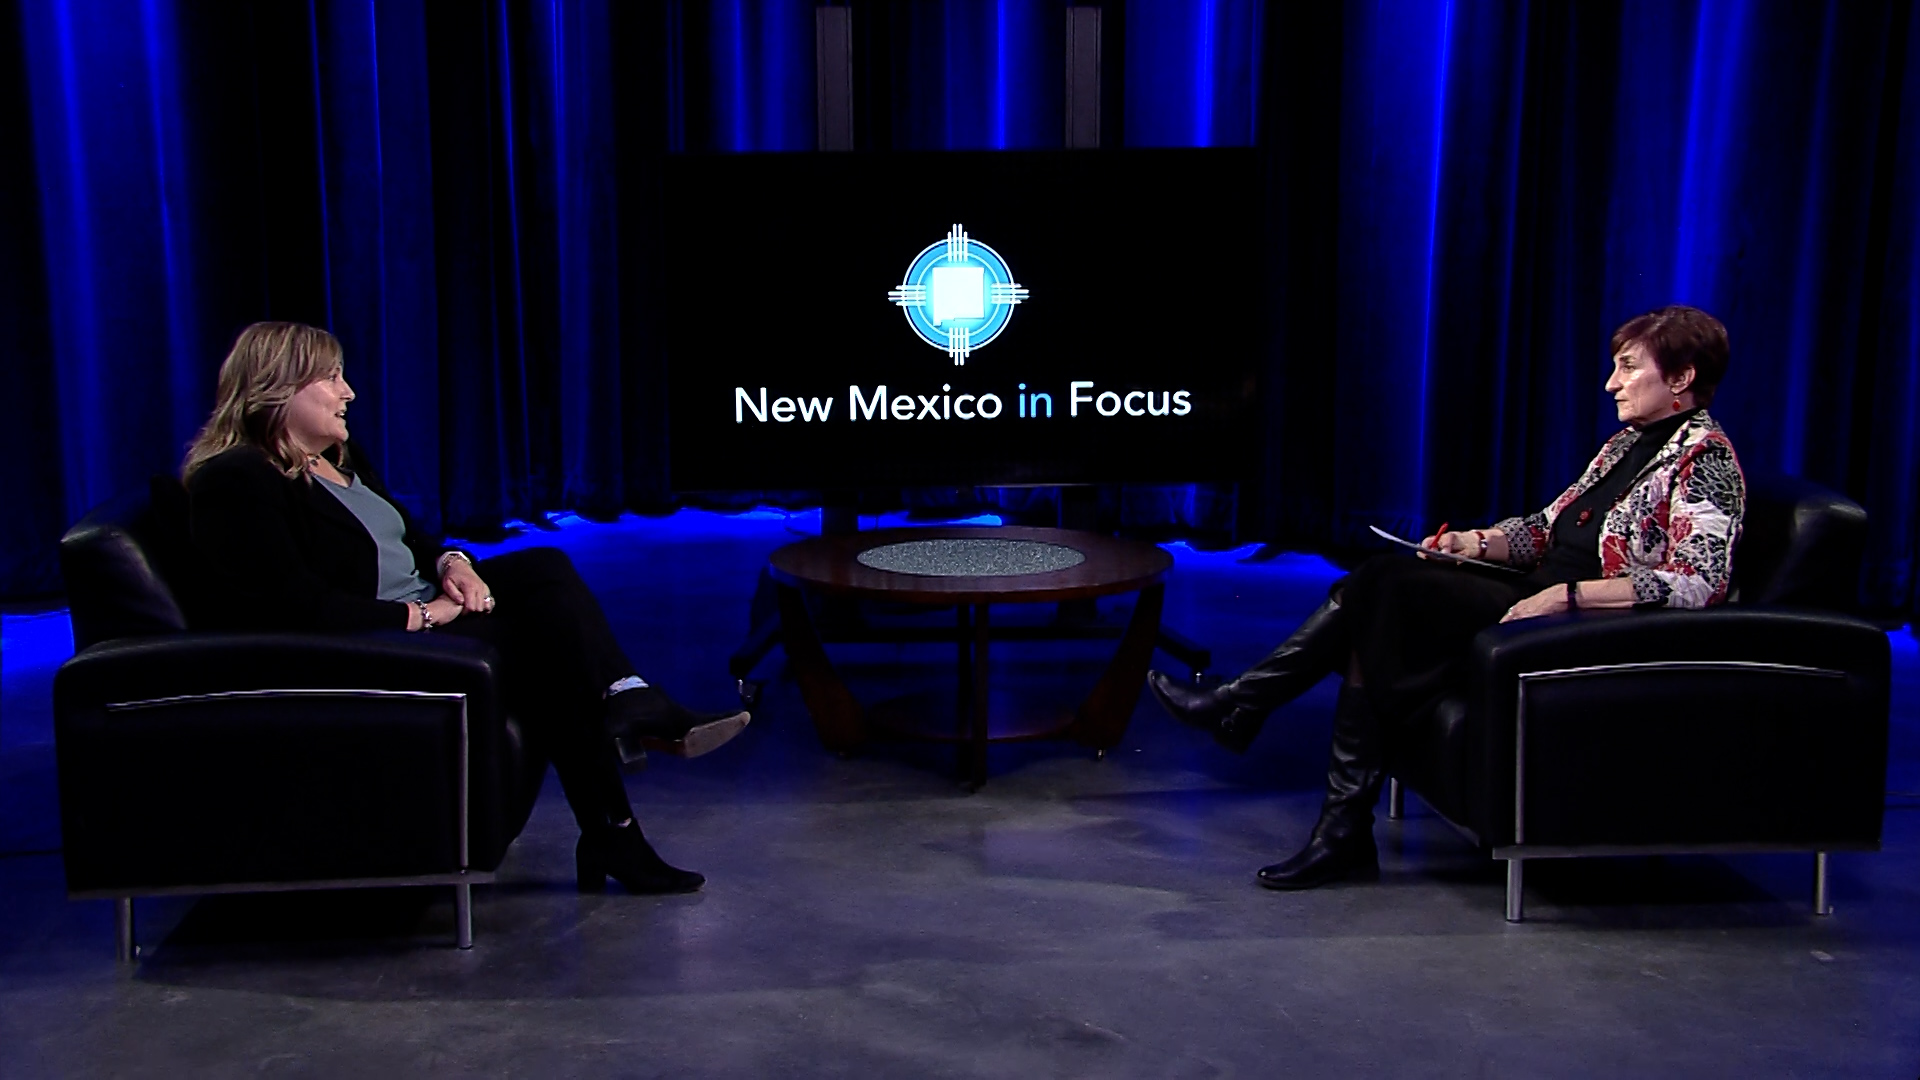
1385,475,1891,921
53,480,546,956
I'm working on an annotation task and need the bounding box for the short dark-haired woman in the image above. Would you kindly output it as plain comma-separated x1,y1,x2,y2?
1149,304,1745,889
184,322,748,894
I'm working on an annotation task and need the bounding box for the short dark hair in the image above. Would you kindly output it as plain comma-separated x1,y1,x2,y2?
1610,305,1730,406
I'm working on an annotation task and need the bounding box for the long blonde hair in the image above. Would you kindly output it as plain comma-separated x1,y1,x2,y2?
182,322,345,481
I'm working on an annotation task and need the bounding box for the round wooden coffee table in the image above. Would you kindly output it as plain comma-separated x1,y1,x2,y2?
768,526,1172,787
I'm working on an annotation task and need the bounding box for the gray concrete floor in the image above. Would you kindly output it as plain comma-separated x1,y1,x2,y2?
3,509,1917,1077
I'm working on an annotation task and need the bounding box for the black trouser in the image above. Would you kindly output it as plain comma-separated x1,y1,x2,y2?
438,547,636,832
1337,555,1540,727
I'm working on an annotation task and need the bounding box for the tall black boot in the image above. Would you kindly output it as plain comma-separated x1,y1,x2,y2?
1257,682,1385,889
1147,596,1346,752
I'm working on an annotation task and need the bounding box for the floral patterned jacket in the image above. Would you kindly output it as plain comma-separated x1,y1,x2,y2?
1492,411,1745,609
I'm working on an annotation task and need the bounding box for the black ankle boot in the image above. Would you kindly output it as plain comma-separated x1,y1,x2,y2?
577,821,705,894
1148,596,1346,753
1258,683,1384,890
604,686,750,763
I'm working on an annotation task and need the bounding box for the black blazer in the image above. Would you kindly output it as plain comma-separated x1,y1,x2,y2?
188,441,453,633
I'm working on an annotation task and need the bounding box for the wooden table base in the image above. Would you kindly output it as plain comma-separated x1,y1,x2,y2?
775,581,1166,788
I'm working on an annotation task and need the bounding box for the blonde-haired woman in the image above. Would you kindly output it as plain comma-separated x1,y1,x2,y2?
185,322,747,893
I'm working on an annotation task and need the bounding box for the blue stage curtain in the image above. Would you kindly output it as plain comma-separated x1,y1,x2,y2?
4,0,1919,618
669,0,815,151
867,0,1064,151
1125,0,1262,147
6,0,235,596
0,0,61,594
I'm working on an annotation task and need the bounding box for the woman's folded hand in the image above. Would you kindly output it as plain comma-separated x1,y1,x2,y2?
427,595,464,627
441,559,495,614
1500,586,1568,623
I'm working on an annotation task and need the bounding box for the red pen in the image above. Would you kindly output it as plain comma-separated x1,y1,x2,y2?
1431,522,1449,552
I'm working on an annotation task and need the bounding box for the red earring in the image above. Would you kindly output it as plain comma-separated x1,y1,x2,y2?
1672,399,1683,411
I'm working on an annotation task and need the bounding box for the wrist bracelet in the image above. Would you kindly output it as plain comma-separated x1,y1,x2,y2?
416,600,434,632
1475,531,1490,557
1566,581,1580,611
438,550,471,576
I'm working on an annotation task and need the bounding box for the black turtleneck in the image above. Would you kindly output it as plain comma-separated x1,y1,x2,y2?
1530,408,1700,587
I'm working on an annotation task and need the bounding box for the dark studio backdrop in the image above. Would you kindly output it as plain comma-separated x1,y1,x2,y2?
2,0,1918,619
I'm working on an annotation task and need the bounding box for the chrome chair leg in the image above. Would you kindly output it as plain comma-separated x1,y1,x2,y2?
1504,860,1524,923
1813,852,1832,917
1387,778,1404,821
454,882,474,949
114,897,135,962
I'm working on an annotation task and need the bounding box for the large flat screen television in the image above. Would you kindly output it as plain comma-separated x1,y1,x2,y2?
663,149,1259,492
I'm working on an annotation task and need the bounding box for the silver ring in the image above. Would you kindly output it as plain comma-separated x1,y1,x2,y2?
484,596,495,611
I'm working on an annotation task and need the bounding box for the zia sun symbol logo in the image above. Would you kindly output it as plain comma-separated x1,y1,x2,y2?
886,224,1030,365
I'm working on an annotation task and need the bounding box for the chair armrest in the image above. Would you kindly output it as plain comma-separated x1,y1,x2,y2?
53,632,522,894
54,631,503,711
1468,607,1890,684
1457,609,1891,850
